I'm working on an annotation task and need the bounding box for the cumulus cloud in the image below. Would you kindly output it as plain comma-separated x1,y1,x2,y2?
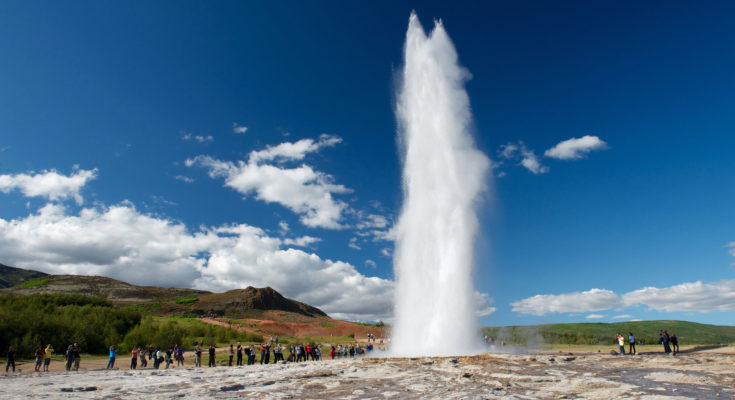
474,291,496,316
586,314,605,320
544,135,607,160
512,279,735,316
233,123,248,134
498,141,548,175
186,135,351,229
0,202,393,320
622,280,735,312
183,133,214,143
282,235,321,247
511,289,622,316
612,314,632,320
249,134,341,164
0,168,97,205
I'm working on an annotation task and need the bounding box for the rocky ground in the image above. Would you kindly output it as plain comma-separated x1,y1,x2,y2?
2,350,734,399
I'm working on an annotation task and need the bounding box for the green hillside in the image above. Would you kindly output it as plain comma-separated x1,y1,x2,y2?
0,263,48,288
483,320,735,346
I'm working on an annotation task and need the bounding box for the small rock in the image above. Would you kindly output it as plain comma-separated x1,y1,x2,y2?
60,388,73,392
449,358,459,364
461,372,473,378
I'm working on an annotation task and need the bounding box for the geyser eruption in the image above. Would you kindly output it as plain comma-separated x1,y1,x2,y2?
392,13,490,356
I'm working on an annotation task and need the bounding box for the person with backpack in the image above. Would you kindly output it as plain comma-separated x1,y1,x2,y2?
194,344,202,367
670,333,679,354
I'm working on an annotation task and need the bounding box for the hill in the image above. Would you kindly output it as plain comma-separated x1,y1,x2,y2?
0,263,48,288
0,264,326,319
483,320,735,346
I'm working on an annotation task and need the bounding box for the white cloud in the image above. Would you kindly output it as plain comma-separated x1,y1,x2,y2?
586,314,605,320
381,248,391,257
622,280,735,312
233,123,248,134
612,314,632,320
498,141,548,175
249,134,341,164
365,259,377,269
0,202,394,320
174,175,195,183
348,237,361,250
512,279,735,316
511,288,622,316
544,135,607,160
520,147,549,174
187,135,351,229
278,221,290,233
282,236,321,247
474,291,496,316
0,168,97,205
183,133,214,143
356,214,389,230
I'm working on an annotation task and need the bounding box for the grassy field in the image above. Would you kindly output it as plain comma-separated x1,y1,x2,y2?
483,320,735,346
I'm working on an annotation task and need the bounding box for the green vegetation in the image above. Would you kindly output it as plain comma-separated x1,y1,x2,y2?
174,296,198,305
0,294,140,357
482,321,735,346
319,322,336,328
18,277,49,288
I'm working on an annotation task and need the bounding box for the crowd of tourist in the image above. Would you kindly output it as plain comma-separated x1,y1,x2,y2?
5,335,380,373
614,330,680,355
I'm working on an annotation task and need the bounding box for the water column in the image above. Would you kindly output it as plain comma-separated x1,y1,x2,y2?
392,13,490,356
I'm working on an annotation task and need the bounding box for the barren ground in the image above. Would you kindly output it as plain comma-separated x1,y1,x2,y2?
3,348,734,399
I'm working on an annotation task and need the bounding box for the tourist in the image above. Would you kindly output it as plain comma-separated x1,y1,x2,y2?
628,332,636,355
107,345,117,369
236,342,243,366
659,331,671,353
6,346,15,373
34,346,44,371
228,344,234,366
165,348,172,369
64,345,73,371
275,335,279,344
208,345,216,367
330,345,335,359
247,345,256,365
194,344,202,367
616,333,625,355
139,348,148,368
130,347,138,369
148,345,154,361
72,343,81,371
264,343,271,364
670,333,679,354
43,344,53,372
295,344,303,362
176,346,185,367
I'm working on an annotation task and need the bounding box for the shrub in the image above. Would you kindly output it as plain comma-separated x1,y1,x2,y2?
18,278,49,288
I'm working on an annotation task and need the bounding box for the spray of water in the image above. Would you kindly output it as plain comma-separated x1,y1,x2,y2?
391,13,490,357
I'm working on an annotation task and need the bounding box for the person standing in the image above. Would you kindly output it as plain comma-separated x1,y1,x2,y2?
228,344,234,366
670,333,679,354
34,346,44,371
194,344,202,367
5,346,15,373
628,332,636,355
616,333,625,355
106,345,117,369
208,345,216,367
139,348,147,368
72,343,81,371
43,344,53,372
236,342,243,366
64,345,73,371
130,347,138,370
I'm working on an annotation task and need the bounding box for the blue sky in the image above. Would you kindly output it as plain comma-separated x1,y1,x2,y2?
1,1,735,325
